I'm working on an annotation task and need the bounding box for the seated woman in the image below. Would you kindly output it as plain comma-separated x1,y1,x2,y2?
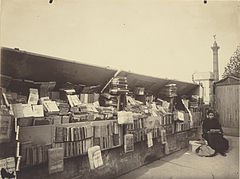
202,110,229,156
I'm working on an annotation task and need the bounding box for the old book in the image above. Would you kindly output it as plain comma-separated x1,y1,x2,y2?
85,125,93,138
147,132,153,148
124,134,134,153
55,127,64,142
93,137,100,146
48,147,64,174
85,138,92,152
33,118,50,126
67,95,81,107
66,127,70,141
12,103,24,118
79,140,83,154
113,134,119,146
82,140,86,154
94,126,101,138
22,104,34,117
61,116,69,124
31,144,38,166
37,145,43,164
71,127,74,141
32,105,44,117
76,141,80,156
63,127,67,142
161,129,167,144
20,141,32,167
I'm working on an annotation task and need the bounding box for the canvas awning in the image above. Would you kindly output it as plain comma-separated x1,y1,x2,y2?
1,47,199,96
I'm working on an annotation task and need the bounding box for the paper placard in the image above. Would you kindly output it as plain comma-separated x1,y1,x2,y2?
88,146,103,170
124,134,134,153
117,111,133,124
28,88,39,105
161,129,167,144
48,148,64,174
147,132,153,148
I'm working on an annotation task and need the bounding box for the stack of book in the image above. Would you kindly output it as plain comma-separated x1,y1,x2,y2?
96,106,116,120
109,77,129,94
159,84,177,98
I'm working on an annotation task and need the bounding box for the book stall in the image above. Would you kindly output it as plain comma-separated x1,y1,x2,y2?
0,48,202,179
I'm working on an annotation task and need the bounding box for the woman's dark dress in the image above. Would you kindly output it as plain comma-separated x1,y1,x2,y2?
202,118,229,153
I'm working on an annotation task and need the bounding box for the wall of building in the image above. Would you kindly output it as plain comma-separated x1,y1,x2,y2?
215,84,240,136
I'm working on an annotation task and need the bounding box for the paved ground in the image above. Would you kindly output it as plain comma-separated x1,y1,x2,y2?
117,136,239,179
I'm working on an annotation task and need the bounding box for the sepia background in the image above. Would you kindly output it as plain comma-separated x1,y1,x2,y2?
1,0,239,82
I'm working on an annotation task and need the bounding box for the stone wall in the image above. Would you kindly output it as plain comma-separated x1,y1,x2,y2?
17,128,199,179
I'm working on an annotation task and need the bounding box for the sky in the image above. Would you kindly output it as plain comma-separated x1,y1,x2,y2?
1,0,239,83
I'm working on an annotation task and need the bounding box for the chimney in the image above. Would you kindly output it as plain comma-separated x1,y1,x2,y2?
211,35,220,82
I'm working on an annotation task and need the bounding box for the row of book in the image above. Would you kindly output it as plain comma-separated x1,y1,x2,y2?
55,125,93,142
54,138,93,158
175,122,191,132
126,129,146,143
20,141,52,167
17,115,69,127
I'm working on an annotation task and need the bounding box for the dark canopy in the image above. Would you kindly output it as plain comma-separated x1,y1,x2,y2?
1,47,199,96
